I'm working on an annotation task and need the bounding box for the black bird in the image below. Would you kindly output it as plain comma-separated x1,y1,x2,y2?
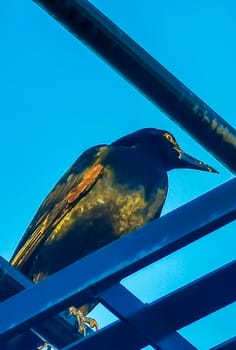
10,128,217,334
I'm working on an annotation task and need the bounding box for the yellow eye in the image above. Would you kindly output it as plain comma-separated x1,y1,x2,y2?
164,132,174,143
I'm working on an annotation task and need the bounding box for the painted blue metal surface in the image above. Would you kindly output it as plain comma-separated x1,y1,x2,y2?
211,336,236,350
99,262,236,345
98,283,197,350
0,178,235,348
0,258,83,349
64,260,236,350
1,259,234,349
33,0,236,173
0,1,235,348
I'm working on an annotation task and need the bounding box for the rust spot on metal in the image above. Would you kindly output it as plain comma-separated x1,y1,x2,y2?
209,119,236,146
198,108,236,148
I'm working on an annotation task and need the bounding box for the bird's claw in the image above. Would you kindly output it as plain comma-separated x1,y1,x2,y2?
68,306,99,336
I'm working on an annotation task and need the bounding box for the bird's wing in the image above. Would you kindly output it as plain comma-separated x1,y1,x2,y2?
10,145,109,269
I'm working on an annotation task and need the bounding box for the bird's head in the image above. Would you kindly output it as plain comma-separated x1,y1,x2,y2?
112,128,218,173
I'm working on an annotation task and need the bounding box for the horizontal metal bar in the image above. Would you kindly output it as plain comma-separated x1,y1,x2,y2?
0,258,83,349
156,332,197,350
98,283,197,350
0,268,193,350
0,261,197,350
99,264,236,343
33,0,236,173
148,260,236,330
1,330,42,350
0,178,235,341
210,336,236,350
64,260,236,349
63,320,146,350
0,256,32,295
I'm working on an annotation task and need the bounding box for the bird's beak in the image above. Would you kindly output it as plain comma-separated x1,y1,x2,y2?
179,151,219,173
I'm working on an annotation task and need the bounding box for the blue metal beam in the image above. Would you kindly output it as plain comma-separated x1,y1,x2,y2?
147,260,236,330
0,258,83,349
33,0,236,173
98,263,236,346
63,260,236,349
210,336,236,350
64,320,146,350
98,283,197,350
0,1,233,348
0,178,235,342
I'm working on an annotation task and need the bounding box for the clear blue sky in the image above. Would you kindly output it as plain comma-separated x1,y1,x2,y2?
1,1,236,349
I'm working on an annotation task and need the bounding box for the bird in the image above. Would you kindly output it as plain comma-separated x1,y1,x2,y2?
10,128,218,336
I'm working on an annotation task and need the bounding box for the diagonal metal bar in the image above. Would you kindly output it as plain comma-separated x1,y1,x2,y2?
156,332,197,350
33,0,236,173
0,262,195,350
147,261,236,330
99,283,163,350
210,336,236,350
98,266,236,347
0,258,83,349
63,320,147,350
0,178,235,341
98,283,197,350
63,260,236,350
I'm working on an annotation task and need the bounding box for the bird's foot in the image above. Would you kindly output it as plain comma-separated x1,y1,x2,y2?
68,306,99,336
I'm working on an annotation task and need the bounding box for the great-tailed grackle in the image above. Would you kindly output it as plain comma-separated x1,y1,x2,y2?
10,128,218,335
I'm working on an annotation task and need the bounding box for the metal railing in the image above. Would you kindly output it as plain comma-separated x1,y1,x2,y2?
1,1,235,349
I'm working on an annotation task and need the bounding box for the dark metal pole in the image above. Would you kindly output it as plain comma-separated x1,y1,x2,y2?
33,0,236,173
